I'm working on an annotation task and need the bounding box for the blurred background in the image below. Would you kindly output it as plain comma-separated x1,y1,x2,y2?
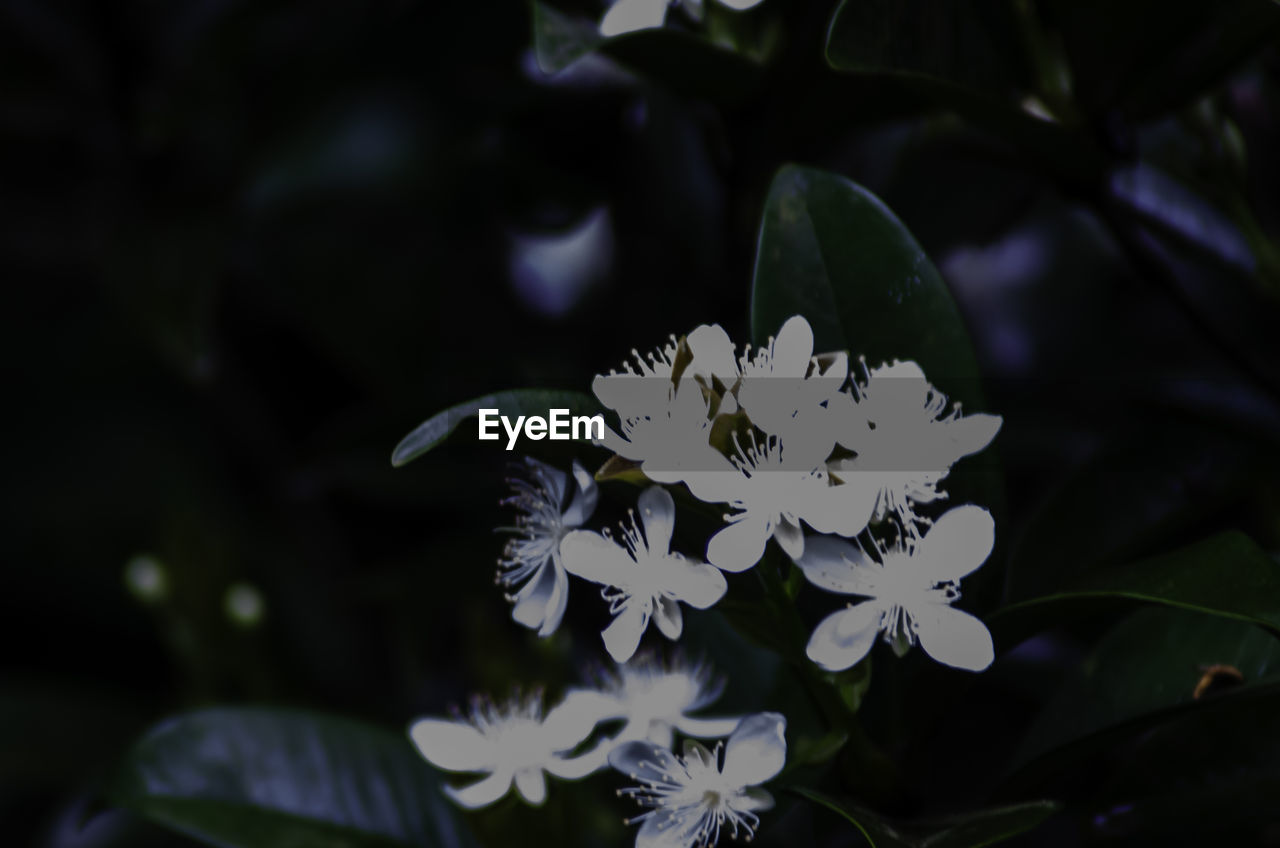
3,1,1280,846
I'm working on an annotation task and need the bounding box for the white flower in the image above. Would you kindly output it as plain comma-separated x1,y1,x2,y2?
699,433,877,573
497,457,598,636
829,359,1002,527
794,504,996,672
610,712,786,848
596,376,727,489
409,691,606,809
687,315,848,456
600,0,766,38
561,486,728,662
562,653,742,751
593,334,684,421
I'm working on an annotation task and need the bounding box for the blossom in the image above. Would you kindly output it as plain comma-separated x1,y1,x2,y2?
699,433,877,573
596,376,728,489
829,359,1002,528
561,486,728,662
610,712,786,848
561,653,742,751
497,457,597,637
600,0,767,38
794,504,996,672
409,691,607,808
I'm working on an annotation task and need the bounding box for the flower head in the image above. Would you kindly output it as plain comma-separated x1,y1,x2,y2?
409,690,605,809
830,360,1002,528
610,712,787,848
498,457,597,636
794,504,996,672
561,486,728,662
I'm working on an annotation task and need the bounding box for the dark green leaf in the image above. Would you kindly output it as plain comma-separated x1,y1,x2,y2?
109,707,475,848
996,532,1280,640
750,164,985,411
391,389,599,467
795,788,1059,848
531,1,762,103
1008,607,1280,780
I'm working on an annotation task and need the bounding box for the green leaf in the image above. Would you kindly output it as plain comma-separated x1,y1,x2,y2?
1008,607,1280,780
824,0,1026,98
531,1,763,103
750,164,986,411
109,707,475,848
391,389,599,467
996,532,1280,640
795,788,1059,848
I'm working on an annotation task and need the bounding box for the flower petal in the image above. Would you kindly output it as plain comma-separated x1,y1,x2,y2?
916,504,995,582
638,485,676,554
800,476,878,538
637,809,700,848
510,557,559,633
561,460,599,528
912,603,994,671
444,769,513,809
560,529,632,587
608,739,682,783
653,594,684,640
602,599,650,663
723,711,787,786
408,718,496,772
792,535,874,596
673,715,742,738
542,689,618,751
805,603,881,671
686,323,739,382
600,0,670,37
514,768,548,806
736,786,775,812
770,315,815,377
772,516,805,559
706,514,770,572
662,559,727,609
944,412,1002,459
545,739,612,779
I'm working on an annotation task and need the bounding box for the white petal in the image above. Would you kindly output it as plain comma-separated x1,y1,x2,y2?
736,786,775,812
514,768,548,805
637,808,701,848
510,558,559,632
444,770,513,809
539,560,570,637
662,559,727,609
805,603,881,671
638,485,676,554
653,594,683,639
686,323,740,382
408,719,496,772
912,603,994,671
561,460,599,527
608,739,681,782
542,689,619,751
560,529,632,587
723,711,787,785
545,739,612,778
770,315,815,376
800,477,878,538
602,599,650,663
944,412,1002,459
716,0,766,9
792,535,874,595
600,0,670,37
772,516,805,559
916,505,995,582
673,715,742,738
706,514,770,572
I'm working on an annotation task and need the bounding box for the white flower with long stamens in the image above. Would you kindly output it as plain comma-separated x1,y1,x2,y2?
699,432,877,573
610,712,786,848
497,457,597,637
561,486,728,663
794,504,996,672
829,359,1002,529
600,0,766,38
561,653,742,752
409,690,609,809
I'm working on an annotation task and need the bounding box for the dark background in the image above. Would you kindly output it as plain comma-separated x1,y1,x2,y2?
3,1,1280,846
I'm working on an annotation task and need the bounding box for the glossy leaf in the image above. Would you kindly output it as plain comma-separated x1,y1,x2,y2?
1009,607,1280,779
391,389,599,467
997,532,1280,639
750,164,985,411
795,788,1059,848
109,707,475,848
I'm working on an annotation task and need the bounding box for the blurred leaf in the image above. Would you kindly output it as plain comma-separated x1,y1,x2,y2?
1040,0,1280,119
391,389,599,467
1008,607,1280,780
795,788,1059,847
750,164,985,410
110,707,475,848
531,1,762,103
824,0,1026,97
997,532,1280,640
